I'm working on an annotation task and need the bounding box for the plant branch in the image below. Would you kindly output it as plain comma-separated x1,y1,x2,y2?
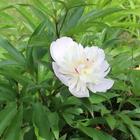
58,10,68,35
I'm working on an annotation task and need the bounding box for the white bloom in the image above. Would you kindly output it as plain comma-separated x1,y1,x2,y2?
50,37,114,98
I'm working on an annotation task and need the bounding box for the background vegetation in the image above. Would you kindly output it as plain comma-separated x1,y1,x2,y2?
0,0,140,139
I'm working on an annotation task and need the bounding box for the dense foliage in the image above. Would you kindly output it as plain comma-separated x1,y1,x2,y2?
0,0,140,139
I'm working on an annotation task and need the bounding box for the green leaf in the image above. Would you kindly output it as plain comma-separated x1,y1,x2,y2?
58,134,67,140
129,70,140,95
34,125,46,140
105,115,116,130
26,19,54,74
77,124,116,140
0,36,25,65
129,125,140,140
31,0,50,15
0,102,17,135
70,138,90,140
62,107,83,125
62,0,85,9
64,107,83,115
33,103,53,140
62,112,74,126
61,7,84,34
0,60,20,68
80,7,123,23
48,112,59,139
0,68,31,86
62,96,81,106
0,81,16,102
119,113,140,140
30,5,48,21
89,93,117,104
0,85,16,101
14,5,36,32
4,105,23,140
89,94,106,104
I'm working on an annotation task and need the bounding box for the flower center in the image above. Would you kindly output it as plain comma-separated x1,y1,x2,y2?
74,58,92,75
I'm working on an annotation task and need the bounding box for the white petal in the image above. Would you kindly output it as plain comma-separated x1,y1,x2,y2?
79,61,110,84
84,46,105,63
84,46,111,81
52,62,72,86
88,79,114,93
101,60,110,76
69,79,89,98
50,37,78,63
93,60,110,78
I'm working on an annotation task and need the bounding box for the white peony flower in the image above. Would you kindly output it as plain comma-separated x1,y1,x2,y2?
50,37,114,98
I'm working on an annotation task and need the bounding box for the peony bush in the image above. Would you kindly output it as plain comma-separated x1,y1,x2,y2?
0,0,140,140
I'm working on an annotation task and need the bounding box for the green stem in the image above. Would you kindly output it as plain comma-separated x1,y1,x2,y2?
51,84,64,96
58,10,68,35
55,21,60,38
118,95,127,112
